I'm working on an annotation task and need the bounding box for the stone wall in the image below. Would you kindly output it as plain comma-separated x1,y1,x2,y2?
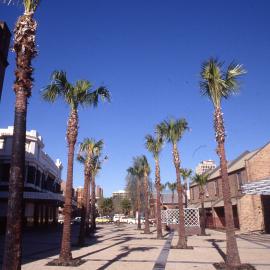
238,195,264,232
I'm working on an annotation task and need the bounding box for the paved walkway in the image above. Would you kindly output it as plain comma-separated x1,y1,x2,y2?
0,224,270,269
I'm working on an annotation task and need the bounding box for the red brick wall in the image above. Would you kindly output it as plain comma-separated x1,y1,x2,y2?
246,143,270,182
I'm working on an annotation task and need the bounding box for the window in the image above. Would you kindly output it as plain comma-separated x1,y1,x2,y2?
36,170,41,187
236,172,242,190
27,166,36,184
214,180,219,196
0,163,10,182
191,188,194,200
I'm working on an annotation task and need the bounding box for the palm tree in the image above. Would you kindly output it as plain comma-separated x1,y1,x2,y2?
193,174,208,235
165,181,177,205
200,58,246,267
145,134,164,239
157,118,189,249
135,156,151,234
127,165,143,230
160,183,166,208
42,71,110,263
2,1,39,269
180,168,192,208
77,138,103,245
90,154,106,232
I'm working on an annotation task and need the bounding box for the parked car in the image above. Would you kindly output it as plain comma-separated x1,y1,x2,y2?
96,216,111,223
113,214,125,222
73,217,81,224
58,216,64,224
127,217,145,224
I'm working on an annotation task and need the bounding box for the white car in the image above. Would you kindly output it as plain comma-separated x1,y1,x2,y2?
113,214,125,222
127,217,145,224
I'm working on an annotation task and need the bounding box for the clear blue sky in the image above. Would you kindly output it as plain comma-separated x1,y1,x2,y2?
1,0,270,197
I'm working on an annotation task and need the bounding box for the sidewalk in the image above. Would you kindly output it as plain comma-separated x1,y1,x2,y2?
0,224,269,270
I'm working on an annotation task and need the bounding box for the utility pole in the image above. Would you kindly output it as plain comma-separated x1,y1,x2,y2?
0,21,11,101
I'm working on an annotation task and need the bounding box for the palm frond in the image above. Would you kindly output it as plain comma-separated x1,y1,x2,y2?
4,0,40,12
145,134,163,158
156,118,189,144
192,173,208,187
200,58,246,107
84,86,111,107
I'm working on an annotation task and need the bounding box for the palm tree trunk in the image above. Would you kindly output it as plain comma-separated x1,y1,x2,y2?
90,175,96,232
200,192,206,235
143,172,150,234
78,167,90,246
215,107,241,267
137,180,141,230
173,144,187,248
2,90,27,270
85,175,91,236
184,180,188,208
59,109,78,262
172,190,175,204
155,158,163,239
2,12,37,270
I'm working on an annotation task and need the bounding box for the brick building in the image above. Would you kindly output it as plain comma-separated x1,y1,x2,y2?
189,141,270,233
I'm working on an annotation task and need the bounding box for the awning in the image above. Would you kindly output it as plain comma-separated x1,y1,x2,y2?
242,179,270,195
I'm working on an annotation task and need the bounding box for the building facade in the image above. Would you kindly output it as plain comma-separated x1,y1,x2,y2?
75,186,84,209
195,160,216,175
0,126,64,231
189,141,270,233
96,185,103,200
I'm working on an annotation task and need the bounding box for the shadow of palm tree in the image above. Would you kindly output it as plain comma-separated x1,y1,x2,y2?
96,246,157,270
206,239,226,261
75,236,136,260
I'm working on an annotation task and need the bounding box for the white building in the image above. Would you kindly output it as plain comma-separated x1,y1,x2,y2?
0,126,64,230
195,160,216,175
112,189,128,199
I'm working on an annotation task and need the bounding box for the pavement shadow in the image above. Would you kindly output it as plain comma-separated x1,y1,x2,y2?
206,239,226,261
96,246,157,270
75,236,136,260
0,224,130,265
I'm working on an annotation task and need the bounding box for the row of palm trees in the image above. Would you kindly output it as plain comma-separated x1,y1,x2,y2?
128,58,246,269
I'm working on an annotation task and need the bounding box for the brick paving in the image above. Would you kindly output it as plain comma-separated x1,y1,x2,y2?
0,224,270,269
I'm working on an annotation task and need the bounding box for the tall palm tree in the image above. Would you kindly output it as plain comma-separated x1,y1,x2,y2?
2,1,40,269
127,165,143,230
42,71,110,263
135,156,151,234
157,118,189,249
180,168,192,208
145,134,164,239
193,173,208,235
77,138,103,245
200,58,246,267
165,181,177,205
90,154,106,232
160,183,166,208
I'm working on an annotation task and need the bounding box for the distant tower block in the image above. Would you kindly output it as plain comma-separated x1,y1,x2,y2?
0,21,11,101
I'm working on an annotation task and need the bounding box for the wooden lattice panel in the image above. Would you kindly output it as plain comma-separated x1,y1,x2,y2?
161,208,200,227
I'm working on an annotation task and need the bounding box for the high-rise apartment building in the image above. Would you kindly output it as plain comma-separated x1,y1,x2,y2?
96,185,103,199
195,160,216,175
